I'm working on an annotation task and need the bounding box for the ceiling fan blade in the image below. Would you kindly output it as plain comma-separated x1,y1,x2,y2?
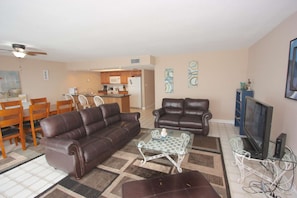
26,51,47,56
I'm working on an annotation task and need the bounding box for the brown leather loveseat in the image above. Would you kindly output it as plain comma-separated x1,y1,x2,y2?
153,98,212,136
40,103,140,179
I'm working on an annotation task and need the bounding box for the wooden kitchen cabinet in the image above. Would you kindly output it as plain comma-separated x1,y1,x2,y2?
100,72,110,84
120,71,129,84
130,70,141,77
100,70,142,84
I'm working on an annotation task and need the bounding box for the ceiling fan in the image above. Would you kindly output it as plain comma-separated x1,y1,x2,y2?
0,43,47,58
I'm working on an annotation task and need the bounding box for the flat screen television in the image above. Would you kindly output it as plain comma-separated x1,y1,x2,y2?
243,96,273,159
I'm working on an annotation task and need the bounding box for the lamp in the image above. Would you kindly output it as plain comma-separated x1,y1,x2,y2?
12,51,26,58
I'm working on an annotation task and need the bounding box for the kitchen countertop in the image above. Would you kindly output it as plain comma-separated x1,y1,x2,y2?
72,94,130,98
99,94,130,98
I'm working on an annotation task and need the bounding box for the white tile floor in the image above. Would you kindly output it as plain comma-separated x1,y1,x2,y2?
0,108,296,198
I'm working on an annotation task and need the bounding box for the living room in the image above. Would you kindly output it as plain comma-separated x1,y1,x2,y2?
1,1,297,197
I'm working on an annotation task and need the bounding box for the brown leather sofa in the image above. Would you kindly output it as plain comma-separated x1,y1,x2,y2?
40,103,140,179
122,171,220,198
153,98,212,136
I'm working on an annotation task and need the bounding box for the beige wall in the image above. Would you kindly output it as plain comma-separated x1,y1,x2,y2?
65,71,101,94
154,49,249,121
248,12,297,151
0,56,68,103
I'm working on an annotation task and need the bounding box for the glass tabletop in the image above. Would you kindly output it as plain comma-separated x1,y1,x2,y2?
137,128,194,155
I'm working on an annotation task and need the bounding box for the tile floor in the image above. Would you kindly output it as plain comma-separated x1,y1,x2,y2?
0,108,296,198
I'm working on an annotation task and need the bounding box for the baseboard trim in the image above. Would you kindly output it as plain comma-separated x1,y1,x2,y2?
210,119,234,124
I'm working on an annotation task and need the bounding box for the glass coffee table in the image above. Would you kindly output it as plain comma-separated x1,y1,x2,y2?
137,128,193,172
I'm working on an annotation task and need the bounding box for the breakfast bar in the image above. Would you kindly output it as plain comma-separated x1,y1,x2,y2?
100,94,130,112
73,94,130,112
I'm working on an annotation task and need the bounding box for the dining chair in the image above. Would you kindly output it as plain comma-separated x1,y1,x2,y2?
78,95,90,109
0,100,25,144
0,106,26,158
0,100,23,109
64,93,78,111
24,102,50,146
93,96,104,107
30,97,47,104
56,99,73,114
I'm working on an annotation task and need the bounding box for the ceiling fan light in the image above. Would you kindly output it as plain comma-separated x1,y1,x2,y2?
12,51,26,58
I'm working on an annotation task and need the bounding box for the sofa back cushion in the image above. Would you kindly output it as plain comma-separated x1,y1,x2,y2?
79,107,106,136
184,98,209,116
162,98,184,115
100,103,121,126
40,111,87,139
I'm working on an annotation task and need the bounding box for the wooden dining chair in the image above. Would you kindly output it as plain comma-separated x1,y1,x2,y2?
30,97,47,104
0,100,26,145
64,94,78,111
93,96,104,107
0,106,26,158
24,102,50,146
0,100,23,109
56,99,73,114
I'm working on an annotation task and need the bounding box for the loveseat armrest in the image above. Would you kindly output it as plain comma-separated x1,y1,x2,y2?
41,138,82,155
201,111,213,135
152,108,166,128
152,108,165,118
120,112,140,121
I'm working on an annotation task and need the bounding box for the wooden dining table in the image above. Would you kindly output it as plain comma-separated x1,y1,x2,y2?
22,104,57,121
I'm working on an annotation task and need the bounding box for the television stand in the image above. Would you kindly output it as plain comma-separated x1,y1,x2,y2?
230,136,296,193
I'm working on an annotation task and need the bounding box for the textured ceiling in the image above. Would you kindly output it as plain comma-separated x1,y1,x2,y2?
0,0,297,63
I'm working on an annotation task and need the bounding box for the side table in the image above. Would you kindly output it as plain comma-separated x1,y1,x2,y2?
230,136,296,192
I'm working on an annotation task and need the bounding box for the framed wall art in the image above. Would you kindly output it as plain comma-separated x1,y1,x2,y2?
285,38,297,100
188,60,198,88
164,68,174,93
0,71,22,99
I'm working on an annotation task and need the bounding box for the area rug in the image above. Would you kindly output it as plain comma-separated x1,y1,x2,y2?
37,129,231,198
0,136,44,174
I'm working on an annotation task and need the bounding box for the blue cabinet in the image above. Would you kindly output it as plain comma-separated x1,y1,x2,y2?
234,89,254,135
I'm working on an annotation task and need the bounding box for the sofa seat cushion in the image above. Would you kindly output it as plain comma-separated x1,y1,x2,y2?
179,115,203,128
118,121,140,135
158,114,181,127
79,136,112,163
91,126,128,145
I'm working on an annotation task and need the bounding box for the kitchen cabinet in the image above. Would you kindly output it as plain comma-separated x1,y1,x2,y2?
130,70,141,77
120,71,129,84
100,72,110,84
100,70,142,84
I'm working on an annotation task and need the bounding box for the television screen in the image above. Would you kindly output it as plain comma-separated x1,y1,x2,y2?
243,97,273,159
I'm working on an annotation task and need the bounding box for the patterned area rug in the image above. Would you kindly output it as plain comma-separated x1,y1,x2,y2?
0,136,44,174
37,129,230,198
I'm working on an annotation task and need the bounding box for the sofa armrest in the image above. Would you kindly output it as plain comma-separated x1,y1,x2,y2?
202,111,212,121
152,108,165,118
41,138,82,156
120,112,140,121
201,111,213,135
152,108,166,128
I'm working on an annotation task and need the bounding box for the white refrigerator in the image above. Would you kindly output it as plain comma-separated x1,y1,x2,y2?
127,77,142,108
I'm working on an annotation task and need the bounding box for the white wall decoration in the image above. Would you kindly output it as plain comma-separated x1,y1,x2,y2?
165,68,174,93
188,60,198,88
